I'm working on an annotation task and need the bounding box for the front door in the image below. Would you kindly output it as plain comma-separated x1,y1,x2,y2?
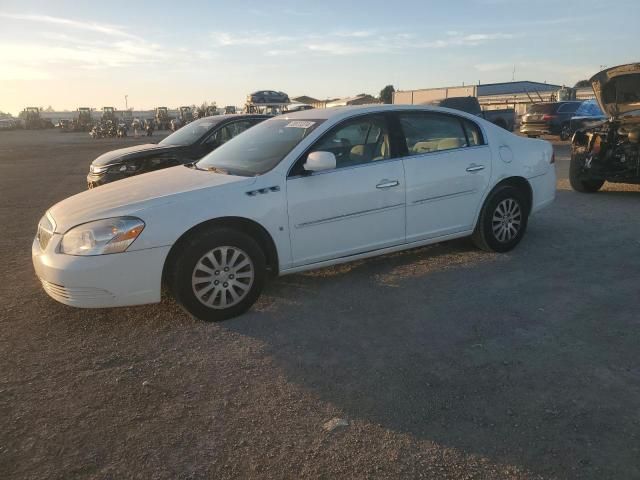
286,114,406,267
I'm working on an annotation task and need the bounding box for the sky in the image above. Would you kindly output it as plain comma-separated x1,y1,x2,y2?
0,0,637,115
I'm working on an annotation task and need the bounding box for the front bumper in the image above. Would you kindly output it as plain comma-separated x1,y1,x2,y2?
32,234,171,308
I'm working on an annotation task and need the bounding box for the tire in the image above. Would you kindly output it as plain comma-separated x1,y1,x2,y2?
559,123,572,141
569,153,604,193
168,228,266,322
472,185,529,253
527,135,538,139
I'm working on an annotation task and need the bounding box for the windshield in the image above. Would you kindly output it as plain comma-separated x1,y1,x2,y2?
196,119,324,176
159,118,221,146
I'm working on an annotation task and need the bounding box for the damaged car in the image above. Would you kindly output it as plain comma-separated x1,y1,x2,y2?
570,63,640,192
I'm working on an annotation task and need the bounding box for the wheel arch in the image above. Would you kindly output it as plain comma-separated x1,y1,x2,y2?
162,216,280,286
480,176,533,219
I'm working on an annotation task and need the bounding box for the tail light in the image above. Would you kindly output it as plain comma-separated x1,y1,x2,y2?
542,114,557,121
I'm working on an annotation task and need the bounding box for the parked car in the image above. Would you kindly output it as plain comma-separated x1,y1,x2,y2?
568,99,607,134
520,101,584,140
247,90,290,104
33,105,556,321
87,114,267,188
570,63,640,193
430,96,516,131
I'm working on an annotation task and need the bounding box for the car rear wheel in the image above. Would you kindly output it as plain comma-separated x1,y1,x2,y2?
560,123,572,141
168,228,266,322
569,153,604,193
472,185,529,253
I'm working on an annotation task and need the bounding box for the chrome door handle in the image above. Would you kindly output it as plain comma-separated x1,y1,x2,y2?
466,164,485,173
376,180,399,189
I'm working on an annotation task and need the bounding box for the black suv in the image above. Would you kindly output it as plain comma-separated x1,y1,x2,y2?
520,101,583,140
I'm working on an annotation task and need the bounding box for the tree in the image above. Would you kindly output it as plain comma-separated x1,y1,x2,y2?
574,80,590,88
379,85,395,104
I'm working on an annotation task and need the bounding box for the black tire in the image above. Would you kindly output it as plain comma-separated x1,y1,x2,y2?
527,135,538,138
168,228,266,322
472,185,529,253
569,153,604,193
559,123,572,141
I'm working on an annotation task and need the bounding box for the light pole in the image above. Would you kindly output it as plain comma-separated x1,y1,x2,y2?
125,95,128,110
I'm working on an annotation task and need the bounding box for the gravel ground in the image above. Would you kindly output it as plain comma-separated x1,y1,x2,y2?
1,130,639,479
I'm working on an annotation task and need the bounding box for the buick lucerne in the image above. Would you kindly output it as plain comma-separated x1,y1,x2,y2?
33,105,556,321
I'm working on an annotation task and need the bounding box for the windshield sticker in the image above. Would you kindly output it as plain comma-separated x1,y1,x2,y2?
285,121,316,129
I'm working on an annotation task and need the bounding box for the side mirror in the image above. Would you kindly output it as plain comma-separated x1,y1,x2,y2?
304,151,336,173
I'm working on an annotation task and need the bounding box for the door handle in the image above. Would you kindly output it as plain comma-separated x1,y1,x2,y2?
376,180,399,189
466,164,485,173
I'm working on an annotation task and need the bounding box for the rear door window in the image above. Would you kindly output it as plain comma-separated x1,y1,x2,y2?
398,112,468,155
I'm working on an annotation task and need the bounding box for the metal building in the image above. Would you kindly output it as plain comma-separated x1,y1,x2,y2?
393,80,591,117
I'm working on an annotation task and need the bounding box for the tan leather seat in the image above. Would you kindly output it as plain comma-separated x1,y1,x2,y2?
437,138,463,150
413,141,438,153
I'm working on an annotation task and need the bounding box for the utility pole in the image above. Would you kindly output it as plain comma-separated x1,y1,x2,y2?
125,95,128,110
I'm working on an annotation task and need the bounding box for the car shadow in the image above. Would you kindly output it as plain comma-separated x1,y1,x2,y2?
226,230,640,479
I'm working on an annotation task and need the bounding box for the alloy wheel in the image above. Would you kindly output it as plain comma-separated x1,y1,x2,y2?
191,246,254,309
492,198,522,243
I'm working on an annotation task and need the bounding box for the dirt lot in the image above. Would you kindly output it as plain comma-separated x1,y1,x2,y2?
1,129,639,479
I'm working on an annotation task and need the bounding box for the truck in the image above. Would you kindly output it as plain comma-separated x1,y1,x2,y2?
155,107,171,130
429,96,516,131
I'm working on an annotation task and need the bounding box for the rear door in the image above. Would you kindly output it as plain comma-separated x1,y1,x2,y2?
286,114,406,267
397,111,491,242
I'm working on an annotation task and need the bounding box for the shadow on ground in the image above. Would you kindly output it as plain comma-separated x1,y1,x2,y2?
226,191,640,479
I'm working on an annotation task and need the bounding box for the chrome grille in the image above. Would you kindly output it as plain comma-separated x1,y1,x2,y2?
37,215,54,250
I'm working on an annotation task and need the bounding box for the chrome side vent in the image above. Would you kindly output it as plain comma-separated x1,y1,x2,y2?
246,186,280,196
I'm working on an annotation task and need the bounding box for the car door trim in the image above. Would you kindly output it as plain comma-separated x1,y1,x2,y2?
295,203,405,229
411,189,478,205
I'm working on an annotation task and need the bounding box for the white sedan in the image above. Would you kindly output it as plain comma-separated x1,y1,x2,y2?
33,105,556,321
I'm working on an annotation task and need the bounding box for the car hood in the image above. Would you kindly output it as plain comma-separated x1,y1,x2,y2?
92,143,181,167
590,63,640,119
49,165,254,232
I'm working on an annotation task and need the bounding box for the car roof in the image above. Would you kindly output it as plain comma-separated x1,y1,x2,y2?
277,104,484,123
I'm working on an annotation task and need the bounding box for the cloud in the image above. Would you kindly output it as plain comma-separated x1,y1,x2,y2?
210,29,516,57
211,32,293,46
0,12,138,39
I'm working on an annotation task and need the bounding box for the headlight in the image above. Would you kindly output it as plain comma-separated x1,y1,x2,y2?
109,162,139,174
90,164,109,174
60,217,145,256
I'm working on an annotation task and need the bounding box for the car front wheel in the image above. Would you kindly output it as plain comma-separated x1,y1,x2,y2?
472,185,529,253
569,153,604,193
168,228,266,321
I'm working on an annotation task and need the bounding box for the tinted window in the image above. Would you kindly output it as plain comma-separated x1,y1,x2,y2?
528,103,559,114
399,113,468,155
159,117,221,146
309,115,390,169
206,120,253,145
196,118,324,176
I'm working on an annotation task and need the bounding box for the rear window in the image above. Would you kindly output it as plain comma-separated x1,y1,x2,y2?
528,104,560,114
